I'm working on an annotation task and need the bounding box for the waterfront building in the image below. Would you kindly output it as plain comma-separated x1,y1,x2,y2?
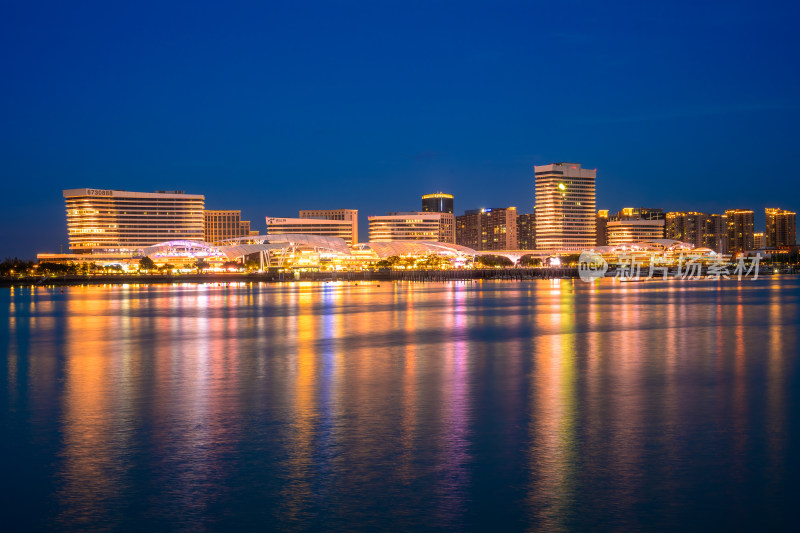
534,162,596,251
725,209,755,253
517,212,536,250
368,212,453,242
266,211,358,245
703,214,728,253
456,207,518,251
766,207,797,248
666,212,707,247
421,193,454,214
298,209,359,244
596,210,609,246
754,232,766,249
666,211,729,253
63,188,204,254
204,210,254,244
606,219,666,246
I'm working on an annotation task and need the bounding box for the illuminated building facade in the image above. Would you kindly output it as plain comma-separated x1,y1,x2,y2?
596,210,609,246
368,212,453,242
299,209,359,244
753,232,766,249
203,210,253,244
725,209,755,253
666,212,707,247
517,212,536,250
456,207,518,251
666,211,729,253
766,207,797,247
534,162,596,250
421,193,454,214
606,219,666,246
266,215,358,245
63,188,205,254
704,214,728,253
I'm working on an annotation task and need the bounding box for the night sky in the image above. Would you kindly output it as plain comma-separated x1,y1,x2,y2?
2,0,798,258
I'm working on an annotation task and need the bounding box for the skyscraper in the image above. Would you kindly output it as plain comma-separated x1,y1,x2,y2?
456,207,518,251
421,193,454,214
765,208,797,248
534,163,596,251
725,209,755,253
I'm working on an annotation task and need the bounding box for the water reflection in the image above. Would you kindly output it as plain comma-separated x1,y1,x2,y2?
1,279,799,530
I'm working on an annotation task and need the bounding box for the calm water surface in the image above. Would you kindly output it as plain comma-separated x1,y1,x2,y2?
2,279,800,531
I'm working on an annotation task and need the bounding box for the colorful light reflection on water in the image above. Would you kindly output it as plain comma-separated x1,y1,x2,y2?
2,279,799,530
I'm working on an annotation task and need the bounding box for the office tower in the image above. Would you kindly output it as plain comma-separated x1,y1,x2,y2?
204,210,253,244
596,210,608,246
63,188,204,254
421,193,454,214
267,212,358,245
298,209,359,244
725,209,755,253
368,212,453,242
455,207,518,251
534,163,596,251
517,212,536,250
753,232,766,249
606,219,666,246
765,208,797,248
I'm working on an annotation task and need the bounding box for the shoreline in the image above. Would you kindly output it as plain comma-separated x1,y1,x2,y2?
0,268,579,287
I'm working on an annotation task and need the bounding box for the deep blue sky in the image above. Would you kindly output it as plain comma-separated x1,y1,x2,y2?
2,0,799,257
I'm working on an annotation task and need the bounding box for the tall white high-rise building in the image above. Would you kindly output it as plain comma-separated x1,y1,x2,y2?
534,163,596,251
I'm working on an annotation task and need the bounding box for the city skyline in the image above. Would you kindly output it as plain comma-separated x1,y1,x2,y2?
50,183,795,259
2,1,799,258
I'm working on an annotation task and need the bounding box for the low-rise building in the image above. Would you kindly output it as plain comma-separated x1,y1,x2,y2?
606,219,666,246
368,212,453,243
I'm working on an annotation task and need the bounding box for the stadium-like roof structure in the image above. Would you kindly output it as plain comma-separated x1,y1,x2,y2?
140,240,222,258
591,239,697,254
220,234,351,255
141,234,351,259
354,241,478,258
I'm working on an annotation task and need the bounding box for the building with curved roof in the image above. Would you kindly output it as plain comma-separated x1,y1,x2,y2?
354,241,477,259
220,234,351,255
